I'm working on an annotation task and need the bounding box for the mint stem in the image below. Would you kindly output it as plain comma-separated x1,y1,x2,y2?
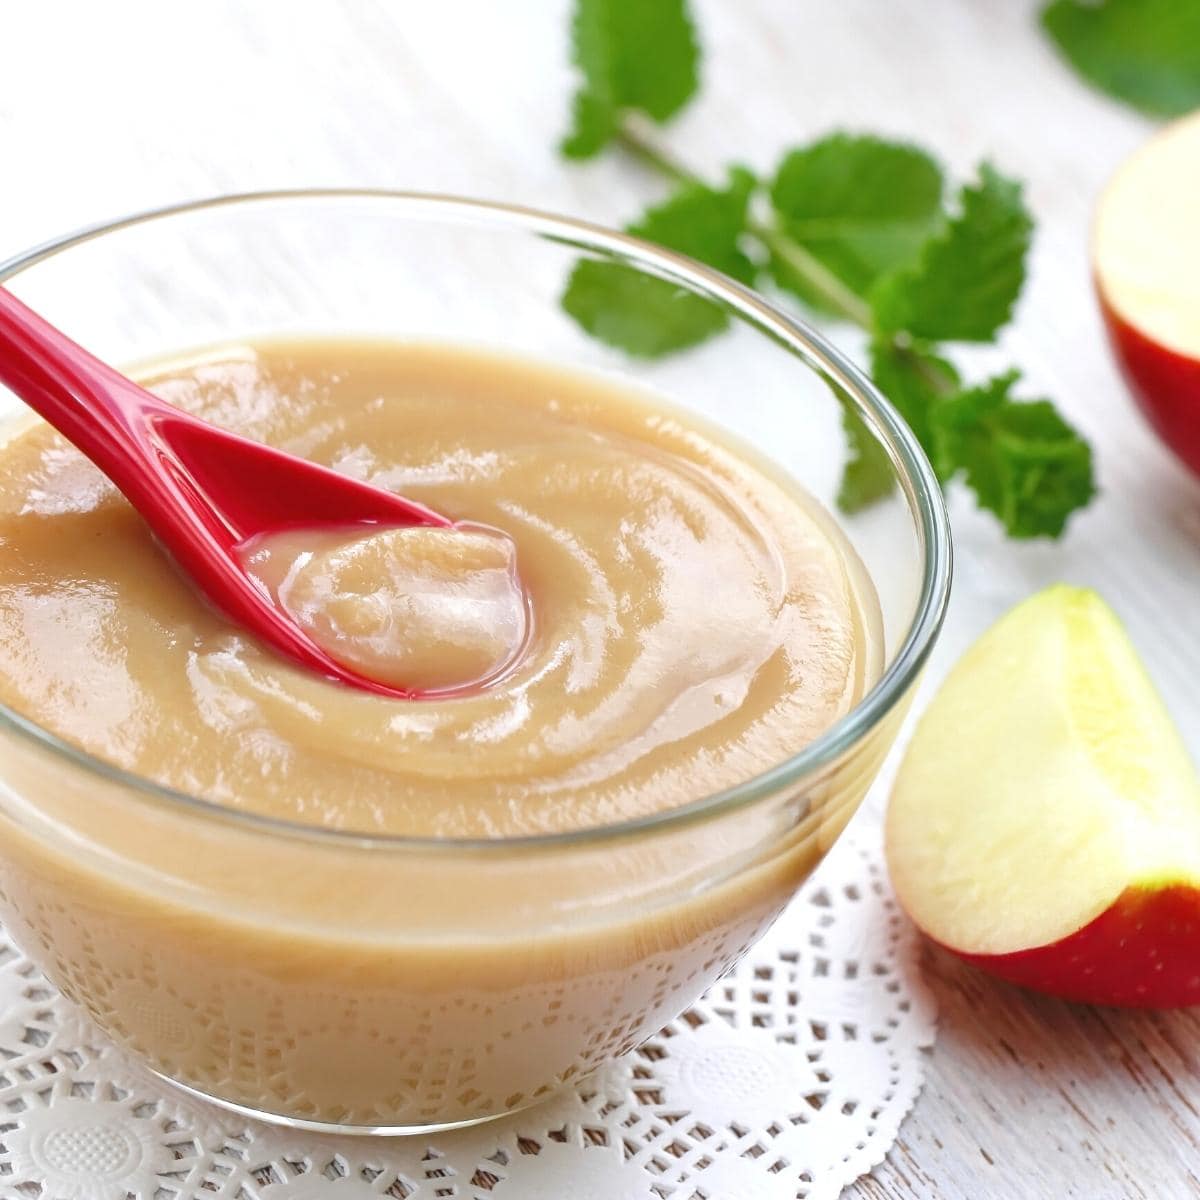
895,337,959,394
751,222,874,328
615,115,702,187
615,117,957,396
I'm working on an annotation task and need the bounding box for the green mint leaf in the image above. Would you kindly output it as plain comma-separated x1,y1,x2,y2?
871,164,1032,343
560,265,729,356
1041,0,1200,118
838,341,960,512
561,167,756,357
869,339,959,469
768,135,944,315
561,0,700,159
932,371,1096,539
838,399,896,514
562,93,618,160
627,166,757,281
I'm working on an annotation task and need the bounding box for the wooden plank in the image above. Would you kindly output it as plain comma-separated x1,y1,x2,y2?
855,947,1200,1198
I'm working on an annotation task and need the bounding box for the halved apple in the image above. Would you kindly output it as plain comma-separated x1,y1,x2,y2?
1094,112,1200,476
886,586,1200,1007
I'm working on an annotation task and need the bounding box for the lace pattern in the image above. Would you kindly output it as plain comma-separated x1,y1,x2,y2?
0,813,934,1199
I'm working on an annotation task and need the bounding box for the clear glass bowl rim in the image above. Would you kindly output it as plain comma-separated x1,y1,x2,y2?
0,189,952,854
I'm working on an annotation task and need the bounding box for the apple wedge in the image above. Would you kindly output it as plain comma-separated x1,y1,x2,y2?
886,586,1200,1007
1094,112,1200,477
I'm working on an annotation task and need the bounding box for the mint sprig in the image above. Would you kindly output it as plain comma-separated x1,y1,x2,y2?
555,0,1095,540
1041,0,1200,118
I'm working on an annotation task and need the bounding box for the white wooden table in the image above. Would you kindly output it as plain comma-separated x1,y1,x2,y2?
3,3,1199,1196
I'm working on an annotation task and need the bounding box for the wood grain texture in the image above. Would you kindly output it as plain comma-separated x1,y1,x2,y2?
2,1,1200,1196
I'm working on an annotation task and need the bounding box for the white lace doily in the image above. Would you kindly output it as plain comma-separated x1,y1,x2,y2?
0,812,935,1200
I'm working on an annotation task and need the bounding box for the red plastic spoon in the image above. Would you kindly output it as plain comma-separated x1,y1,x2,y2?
0,286,452,697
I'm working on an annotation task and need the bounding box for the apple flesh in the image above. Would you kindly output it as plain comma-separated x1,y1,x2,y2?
1094,111,1200,477
886,586,1200,1007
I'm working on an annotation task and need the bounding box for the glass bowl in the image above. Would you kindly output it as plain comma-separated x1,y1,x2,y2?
0,192,951,1134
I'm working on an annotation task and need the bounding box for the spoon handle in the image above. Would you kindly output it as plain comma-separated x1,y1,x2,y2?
0,286,174,512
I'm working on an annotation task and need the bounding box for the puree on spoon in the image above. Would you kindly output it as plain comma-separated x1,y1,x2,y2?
240,523,529,693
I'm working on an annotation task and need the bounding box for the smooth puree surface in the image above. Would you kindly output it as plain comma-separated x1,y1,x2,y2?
0,340,880,837
0,340,887,1129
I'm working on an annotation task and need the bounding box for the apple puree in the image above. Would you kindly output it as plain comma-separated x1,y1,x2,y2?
240,523,529,692
0,340,885,1127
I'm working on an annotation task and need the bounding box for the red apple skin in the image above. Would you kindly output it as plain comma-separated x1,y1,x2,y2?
1098,290,1200,478
943,884,1200,1008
